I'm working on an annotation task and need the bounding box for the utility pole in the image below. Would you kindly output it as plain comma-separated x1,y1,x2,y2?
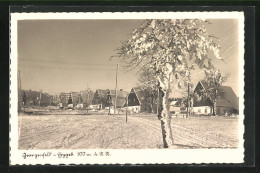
71,92,73,107
18,70,22,112
87,84,90,106
114,64,119,116
39,91,42,107
157,82,159,114
186,83,190,118
125,94,128,123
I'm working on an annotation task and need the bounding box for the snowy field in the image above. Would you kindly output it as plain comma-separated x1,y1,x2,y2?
18,111,239,149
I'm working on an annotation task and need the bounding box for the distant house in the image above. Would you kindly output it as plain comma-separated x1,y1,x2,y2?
193,81,239,115
169,100,181,115
92,89,110,109
59,92,72,107
92,89,128,110
126,87,156,113
81,90,95,108
19,90,52,107
59,91,94,108
105,89,128,109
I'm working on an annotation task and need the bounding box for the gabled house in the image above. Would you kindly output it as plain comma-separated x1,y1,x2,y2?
193,81,239,115
92,89,109,109
60,91,95,108
105,89,128,108
20,90,52,107
81,90,95,108
59,92,72,107
126,87,156,113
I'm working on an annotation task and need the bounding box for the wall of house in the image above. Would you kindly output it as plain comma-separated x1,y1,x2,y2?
170,106,181,114
216,106,238,115
128,92,140,107
128,106,141,113
193,106,212,115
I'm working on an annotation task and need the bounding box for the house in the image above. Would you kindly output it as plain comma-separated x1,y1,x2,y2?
19,90,52,107
126,87,156,113
92,89,128,110
92,89,110,109
169,100,182,115
80,90,95,108
105,89,128,109
193,81,239,115
59,92,72,107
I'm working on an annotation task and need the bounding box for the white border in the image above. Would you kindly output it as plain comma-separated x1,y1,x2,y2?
10,12,245,165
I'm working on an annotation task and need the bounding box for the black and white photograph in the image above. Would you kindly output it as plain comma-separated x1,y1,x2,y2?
10,12,245,164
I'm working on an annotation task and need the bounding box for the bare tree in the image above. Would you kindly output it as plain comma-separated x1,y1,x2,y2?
181,83,200,118
114,19,221,148
137,67,158,113
198,69,229,115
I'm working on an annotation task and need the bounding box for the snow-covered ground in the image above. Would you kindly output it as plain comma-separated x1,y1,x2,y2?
18,111,239,149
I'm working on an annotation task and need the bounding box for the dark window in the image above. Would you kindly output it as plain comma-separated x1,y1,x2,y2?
205,109,207,113
198,109,201,113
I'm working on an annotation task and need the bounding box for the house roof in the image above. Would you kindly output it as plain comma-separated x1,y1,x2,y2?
23,90,52,104
108,90,128,108
80,91,95,105
109,90,128,98
132,87,146,105
114,97,127,108
93,89,128,108
96,89,109,97
194,81,239,110
216,86,239,110
95,89,128,100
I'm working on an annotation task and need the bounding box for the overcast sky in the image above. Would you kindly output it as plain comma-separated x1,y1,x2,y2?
18,19,239,96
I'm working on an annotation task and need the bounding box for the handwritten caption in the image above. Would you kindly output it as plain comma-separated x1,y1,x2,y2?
22,151,111,159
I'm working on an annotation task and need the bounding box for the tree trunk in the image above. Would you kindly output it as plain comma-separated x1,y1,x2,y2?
158,82,174,148
190,98,194,116
213,88,217,116
150,102,154,113
213,100,217,116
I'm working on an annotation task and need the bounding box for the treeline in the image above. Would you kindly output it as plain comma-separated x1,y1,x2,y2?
18,89,57,107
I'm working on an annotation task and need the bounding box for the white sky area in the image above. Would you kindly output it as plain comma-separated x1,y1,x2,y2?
18,19,239,97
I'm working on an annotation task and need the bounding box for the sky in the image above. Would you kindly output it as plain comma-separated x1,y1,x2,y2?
18,19,240,96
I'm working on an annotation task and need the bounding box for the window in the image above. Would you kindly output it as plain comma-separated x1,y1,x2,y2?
205,109,207,113
223,109,226,114
198,109,201,113
136,107,138,111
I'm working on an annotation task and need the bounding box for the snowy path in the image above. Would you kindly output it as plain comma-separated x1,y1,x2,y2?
129,115,238,149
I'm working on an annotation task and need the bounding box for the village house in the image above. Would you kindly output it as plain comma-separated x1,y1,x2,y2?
92,89,128,110
92,89,109,109
169,99,183,115
126,87,156,113
19,90,53,107
80,90,95,108
193,81,239,115
105,89,128,109
59,92,73,108
60,91,94,108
